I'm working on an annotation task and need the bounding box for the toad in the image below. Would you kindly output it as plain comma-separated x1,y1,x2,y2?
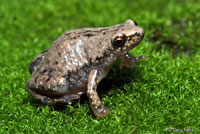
26,19,146,117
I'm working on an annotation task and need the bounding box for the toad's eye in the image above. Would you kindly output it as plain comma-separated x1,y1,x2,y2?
113,35,127,47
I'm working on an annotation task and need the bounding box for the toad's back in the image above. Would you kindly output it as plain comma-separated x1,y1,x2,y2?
37,25,120,75
27,25,121,98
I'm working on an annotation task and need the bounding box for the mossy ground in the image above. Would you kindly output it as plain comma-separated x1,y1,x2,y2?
0,0,200,133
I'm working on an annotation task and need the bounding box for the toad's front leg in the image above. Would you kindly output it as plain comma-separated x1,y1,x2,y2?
120,53,147,69
87,70,110,117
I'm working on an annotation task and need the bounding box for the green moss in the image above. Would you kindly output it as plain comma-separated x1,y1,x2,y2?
0,0,199,133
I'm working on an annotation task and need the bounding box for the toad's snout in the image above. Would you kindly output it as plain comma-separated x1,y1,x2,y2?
137,28,145,39
141,28,145,39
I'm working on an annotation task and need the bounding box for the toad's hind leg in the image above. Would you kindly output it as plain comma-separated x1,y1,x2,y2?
29,50,48,74
87,70,110,117
27,74,70,97
27,74,84,105
26,86,83,105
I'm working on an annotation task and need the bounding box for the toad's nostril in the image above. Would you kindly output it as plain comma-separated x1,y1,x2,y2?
135,32,140,36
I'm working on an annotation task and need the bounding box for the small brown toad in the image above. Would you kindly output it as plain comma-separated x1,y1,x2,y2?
26,19,146,117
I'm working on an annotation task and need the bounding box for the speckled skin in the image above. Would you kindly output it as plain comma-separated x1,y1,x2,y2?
26,19,146,117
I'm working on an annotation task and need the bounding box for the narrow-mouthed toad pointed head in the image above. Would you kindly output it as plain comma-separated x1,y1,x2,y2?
111,19,144,56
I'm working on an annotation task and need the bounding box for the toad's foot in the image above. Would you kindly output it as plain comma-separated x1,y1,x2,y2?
120,53,147,69
87,70,110,117
90,104,110,117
